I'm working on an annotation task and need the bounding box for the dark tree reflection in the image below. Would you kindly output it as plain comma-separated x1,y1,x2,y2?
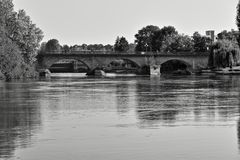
134,76,240,128
135,78,181,126
0,82,42,159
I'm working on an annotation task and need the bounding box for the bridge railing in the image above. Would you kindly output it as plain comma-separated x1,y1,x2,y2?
38,50,210,56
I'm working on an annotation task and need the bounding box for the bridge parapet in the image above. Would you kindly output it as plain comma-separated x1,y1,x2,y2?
38,51,209,56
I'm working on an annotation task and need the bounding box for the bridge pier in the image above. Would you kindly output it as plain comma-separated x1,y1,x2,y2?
150,65,161,76
39,69,51,78
72,61,78,72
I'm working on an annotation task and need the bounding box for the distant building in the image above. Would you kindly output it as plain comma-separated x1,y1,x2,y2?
206,30,216,42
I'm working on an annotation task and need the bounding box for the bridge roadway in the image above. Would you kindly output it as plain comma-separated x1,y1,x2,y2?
37,52,209,75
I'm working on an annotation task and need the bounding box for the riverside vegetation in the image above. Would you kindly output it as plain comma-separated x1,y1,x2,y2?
0,0,43,80
2,0,240,80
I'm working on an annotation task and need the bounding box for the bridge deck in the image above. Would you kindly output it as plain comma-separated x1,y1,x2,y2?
37,52,209,58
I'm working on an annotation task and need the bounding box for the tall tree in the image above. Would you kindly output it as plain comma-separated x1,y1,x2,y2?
0,0,43,79
135,25,160,52
4,8,43,63
114,36,129,52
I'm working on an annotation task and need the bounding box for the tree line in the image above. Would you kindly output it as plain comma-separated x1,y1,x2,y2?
39,26,239,55
38,37,137,54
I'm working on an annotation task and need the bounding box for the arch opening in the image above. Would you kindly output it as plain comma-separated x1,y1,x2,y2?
160,59,192,75
48,59,89,73
105,59,141,74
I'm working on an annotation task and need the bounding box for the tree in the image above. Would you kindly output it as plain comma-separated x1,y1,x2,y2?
4,8,43,63
87,44,104,51
217,30,239,44
45,39,61,53
0,0,43,79
236,0,240,46
152,26,178,52
62,45,70,53
164,34,193,52
104,44,113,51
39,42,46,54
135,25,160,52
81,44,88,50
192,32,211,52
0,26,25,79
114,36,129,52
208,40,240,68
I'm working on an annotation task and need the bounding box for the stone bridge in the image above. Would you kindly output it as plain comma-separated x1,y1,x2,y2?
37,52,209,75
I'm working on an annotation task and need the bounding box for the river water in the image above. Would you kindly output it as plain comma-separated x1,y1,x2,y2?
0,75,240,160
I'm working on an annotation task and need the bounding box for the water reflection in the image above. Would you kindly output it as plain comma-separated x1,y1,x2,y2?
115,83,130,115
1,75,240,159
0,82,42,159
135,76,240,127
135,77,181,126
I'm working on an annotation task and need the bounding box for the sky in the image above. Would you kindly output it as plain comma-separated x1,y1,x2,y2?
14,0,239,45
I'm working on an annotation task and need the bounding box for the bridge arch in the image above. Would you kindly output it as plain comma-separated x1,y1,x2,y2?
44,58,91,72
121,58,141,68
104,58,141,73
160,59,193,74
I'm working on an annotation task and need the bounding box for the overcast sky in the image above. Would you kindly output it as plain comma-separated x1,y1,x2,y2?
14,0,239,45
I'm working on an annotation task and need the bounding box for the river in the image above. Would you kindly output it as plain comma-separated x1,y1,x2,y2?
0,75,240,160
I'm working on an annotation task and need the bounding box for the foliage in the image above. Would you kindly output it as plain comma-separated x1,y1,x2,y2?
2,5,43,63
0,27,25,79
69,44,113,52
192,32,211,52
0,0,43,79
151,26,178,52
45,39,61,52
135,25,193,53
236,0,240,46
104,44,113,51
163,34,193,52
114,36,129,52
217,30,239,44
87,44,104,51
135,25,160,52
38,42,46,54
62,45,70,53
208,40,240,68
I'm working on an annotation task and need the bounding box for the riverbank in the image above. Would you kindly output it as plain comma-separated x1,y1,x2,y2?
201,66,240,75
